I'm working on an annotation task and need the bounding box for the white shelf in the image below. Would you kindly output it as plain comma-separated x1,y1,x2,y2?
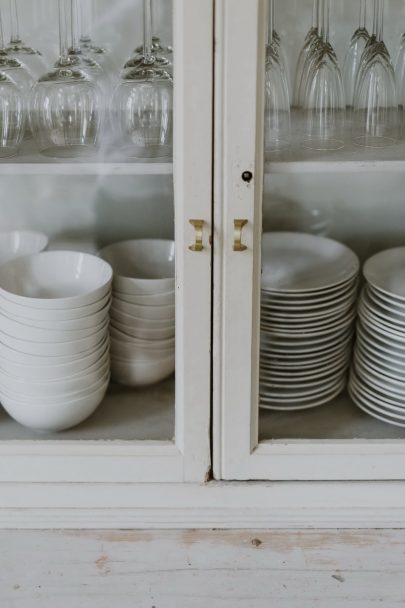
266,111,405,174
0,141,173,176
259,390,405,441
0,377,175,442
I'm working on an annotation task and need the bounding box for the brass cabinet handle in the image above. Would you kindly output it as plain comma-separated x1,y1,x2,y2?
189,219,204,252
233,219,248,252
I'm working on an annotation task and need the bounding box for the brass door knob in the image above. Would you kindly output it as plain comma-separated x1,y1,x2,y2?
233,219,248,252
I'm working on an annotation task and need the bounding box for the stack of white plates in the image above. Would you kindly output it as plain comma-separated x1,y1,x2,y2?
0,251,113,432
260,232,359,411
349,247,405,428
99,240,175,387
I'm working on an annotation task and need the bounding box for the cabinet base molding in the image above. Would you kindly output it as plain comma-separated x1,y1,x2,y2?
2,481,405,529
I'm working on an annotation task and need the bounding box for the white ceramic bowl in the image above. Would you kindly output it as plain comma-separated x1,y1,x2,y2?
2,301,111,331
0,251,113,309
0,231,49,265
109,326,175,349
0,314,109,343
113,290,175,307
0,324,109,357
0,358,110,398
111,320,175,341
0,379,109,432
0,292,111,322
111,356,174,387
112,297,175,320
99,239,175,295
0,335,108,366
110,338,174,361
0,341,109,381
110,307,175,329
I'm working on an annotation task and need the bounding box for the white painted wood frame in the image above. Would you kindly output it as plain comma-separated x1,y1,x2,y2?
0,0,213,485
212,0,405,481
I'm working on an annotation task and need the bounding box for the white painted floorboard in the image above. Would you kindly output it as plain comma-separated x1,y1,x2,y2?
1,529,405,607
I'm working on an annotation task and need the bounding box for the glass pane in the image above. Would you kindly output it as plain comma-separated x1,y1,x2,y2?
0,0,175,440
259,0,405,440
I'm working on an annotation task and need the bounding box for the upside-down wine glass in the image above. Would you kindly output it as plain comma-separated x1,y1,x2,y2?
303,0,345,150
292,0,320,108
342,0,370,110
29,0,102,158
352,0,398,147
264,0,291,154
266,0,289,94
0,8,34,94
6,0,48,78
0,70,25,158
133,0,172,59
112,0,173,159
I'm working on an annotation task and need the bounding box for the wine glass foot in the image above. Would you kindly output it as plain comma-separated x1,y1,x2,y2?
38,144,99,159
302,138,345,151
352,135,399,148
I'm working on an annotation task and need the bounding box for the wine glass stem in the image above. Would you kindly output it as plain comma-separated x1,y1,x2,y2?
320,0,329,44
377,0,384,41
359,0,367,30
59,0,70,65
151,0,156,38
312,0,319,29
71,0,81,52
143,0,153,61
268,0,274,45
0,9,4,50
80,0,92,43
9,0,21,43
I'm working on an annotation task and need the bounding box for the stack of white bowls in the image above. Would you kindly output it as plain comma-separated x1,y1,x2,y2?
99,240,175,387
260,232,360,411
349,247,405,428
0,251,113,432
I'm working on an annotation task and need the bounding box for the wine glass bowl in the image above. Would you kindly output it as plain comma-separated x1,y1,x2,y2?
342,0,370,109
111,67,173,159
0,72,25,158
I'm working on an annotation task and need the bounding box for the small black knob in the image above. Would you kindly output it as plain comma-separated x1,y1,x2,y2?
242,171,253,183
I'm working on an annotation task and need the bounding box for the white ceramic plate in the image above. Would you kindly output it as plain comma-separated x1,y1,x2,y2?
261,279,358,305
349,384,405,428
260,377,346,411
259,373,347,401
349,373,405,415
261,232,359,293
363,247,405,301
261,309,356,337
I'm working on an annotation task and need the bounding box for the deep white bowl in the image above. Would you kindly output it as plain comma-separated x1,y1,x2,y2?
0,341,109,381
110,338,173,361
110,307,175,329
0,358,110,398
0,324,109,357
0,251,113,309
111,356,174,387
99,239,175,295
110,326,175,348
0,231,49,265
0,335,108,366
0,379,109,432
112,297,175,320
0,314,109,343
113,290,175,307
111,320,175,341
2,301,111,331
0,292,111,322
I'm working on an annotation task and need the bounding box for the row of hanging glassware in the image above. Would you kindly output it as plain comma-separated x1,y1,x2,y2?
0,0,173,160
265,0,405,154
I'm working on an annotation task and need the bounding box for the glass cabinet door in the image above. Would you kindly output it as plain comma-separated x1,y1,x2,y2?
214,0,405,480
0,0,212,484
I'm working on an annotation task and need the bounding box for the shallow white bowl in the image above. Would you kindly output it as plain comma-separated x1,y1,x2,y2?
111,320,175,341
0,231,49,265
0,324,109,357
110,307,175,329
112,297,175,320
0,314,109,343
0,379,109,432
113,290,175,307
111,357,174,387
110,326,175,348
0,358,110,398
99,239,175,295
2,301,111,331
0,342,109,381
0,251,113,309
0,292,111,322
110,337,173,359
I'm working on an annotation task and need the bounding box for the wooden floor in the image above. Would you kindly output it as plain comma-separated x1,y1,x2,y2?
1,529,405,607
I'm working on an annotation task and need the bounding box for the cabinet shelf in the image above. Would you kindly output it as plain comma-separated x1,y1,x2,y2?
266,112,405,174
0,377,175,442
0,141,173,176
259,391,405,442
